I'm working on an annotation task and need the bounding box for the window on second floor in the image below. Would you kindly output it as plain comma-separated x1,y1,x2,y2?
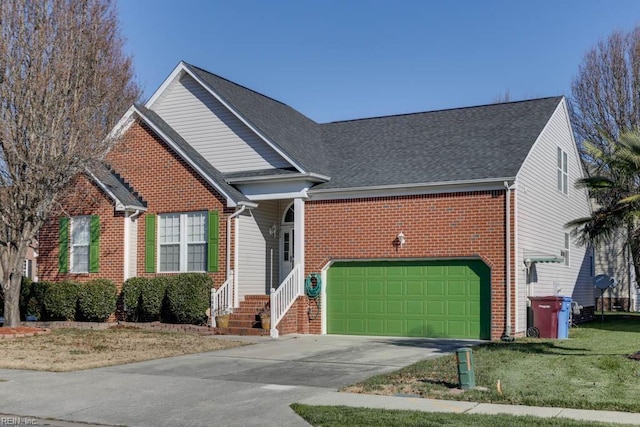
557,147,568,195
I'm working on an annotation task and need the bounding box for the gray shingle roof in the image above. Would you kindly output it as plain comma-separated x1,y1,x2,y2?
313,96,563,190
150,63,565,193
90,163,146,210
184,63,329,176
133,105,251,204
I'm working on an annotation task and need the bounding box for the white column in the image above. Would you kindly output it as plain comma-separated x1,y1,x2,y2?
294,197,305,287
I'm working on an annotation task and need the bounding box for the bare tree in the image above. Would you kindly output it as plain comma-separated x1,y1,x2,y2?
0,0,140,326
492,89,512,104
570,27,640,157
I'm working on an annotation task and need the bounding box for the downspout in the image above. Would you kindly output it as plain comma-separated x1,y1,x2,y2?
502,181,516,342
227,204,247,280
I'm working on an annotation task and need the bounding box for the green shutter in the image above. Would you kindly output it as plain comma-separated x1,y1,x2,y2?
89,215,100,273
207,211,219,272
145,214,156,273
58,217,69,273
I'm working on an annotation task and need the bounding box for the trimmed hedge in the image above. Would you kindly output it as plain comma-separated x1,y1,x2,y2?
43,281,80,321
77,279,117,322
122,277,168,321
122,277,146,321
165,273,211,325
20,278,46,320
144,276,170,320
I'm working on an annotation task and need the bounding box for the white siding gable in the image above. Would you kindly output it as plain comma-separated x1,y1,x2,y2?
151,74,291,173
515,98,594,333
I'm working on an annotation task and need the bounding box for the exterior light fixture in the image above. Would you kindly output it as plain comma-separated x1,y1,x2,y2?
397,232,406,247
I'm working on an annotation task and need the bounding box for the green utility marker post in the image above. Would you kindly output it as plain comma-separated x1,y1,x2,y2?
456,347,476,390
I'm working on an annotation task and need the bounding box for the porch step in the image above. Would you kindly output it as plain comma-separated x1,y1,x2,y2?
213,294,269,336
213,326,270,336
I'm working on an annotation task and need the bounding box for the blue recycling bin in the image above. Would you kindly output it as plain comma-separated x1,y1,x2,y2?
557,296,572,339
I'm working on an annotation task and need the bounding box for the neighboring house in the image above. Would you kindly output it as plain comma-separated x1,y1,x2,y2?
38,61,594,340
23,245,37,282
594,230,637,311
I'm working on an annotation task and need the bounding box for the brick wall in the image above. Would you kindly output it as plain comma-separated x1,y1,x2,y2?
39,120,234,295
107,121,233,287
39,175,125,285
301,190,514,340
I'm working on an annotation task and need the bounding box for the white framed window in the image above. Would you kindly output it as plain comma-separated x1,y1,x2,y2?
159,212,207,272
71,216,91,273
563,233,570,266
557,147,568,195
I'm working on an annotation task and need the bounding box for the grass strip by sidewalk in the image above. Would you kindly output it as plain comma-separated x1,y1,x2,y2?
343,313,640,412
0,327,245,371
291,404,621,427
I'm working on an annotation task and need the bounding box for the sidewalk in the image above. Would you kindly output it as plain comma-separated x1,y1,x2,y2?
297,392,640,426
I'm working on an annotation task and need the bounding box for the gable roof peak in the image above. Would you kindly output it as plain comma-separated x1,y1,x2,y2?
183,62,290,109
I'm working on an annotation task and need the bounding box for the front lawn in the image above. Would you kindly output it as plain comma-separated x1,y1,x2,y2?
0,327,245,371
343,313,640,412
291,404,621,427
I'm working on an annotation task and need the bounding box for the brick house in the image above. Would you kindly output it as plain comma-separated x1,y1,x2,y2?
38,62,594,340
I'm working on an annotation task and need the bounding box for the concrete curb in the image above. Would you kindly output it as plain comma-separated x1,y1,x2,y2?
297,392,640,425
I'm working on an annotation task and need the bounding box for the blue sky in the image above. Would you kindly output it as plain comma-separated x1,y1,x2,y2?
118,0,640,123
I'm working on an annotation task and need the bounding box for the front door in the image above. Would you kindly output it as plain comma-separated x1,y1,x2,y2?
280,225,295,281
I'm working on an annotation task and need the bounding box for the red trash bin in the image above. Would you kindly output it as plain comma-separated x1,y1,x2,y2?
528,296,563,338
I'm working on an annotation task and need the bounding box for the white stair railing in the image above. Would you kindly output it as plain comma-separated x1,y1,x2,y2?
211,272,234,327
270,264,303,338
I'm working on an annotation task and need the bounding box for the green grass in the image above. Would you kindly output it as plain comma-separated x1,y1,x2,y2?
343,313,640,412
291,404,621,427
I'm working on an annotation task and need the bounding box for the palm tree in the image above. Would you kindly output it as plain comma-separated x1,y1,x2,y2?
567,131,640,289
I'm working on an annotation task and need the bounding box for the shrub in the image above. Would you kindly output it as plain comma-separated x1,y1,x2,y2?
43,281,80,320
20,278,46,320
77,279,117,322
142,276,169,320
122,277,146,321
122,276,171,322
165,273,211,325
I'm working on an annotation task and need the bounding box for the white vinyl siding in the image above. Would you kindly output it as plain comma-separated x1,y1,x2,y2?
124,215,138,279
515,99,594,333
237,200,279,299
159,212,207,272
71,216,90,273
152,74,291,173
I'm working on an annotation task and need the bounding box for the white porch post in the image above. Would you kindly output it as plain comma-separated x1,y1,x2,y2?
234,215,240,308
294,197,305,289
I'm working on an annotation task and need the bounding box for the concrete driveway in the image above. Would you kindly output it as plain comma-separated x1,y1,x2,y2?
0,334,478,426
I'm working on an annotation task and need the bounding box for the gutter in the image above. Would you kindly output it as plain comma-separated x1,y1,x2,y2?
226,172,330,184
226,203,247,280
308,176,517,194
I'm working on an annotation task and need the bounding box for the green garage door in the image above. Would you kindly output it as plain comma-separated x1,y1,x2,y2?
327,260,491,339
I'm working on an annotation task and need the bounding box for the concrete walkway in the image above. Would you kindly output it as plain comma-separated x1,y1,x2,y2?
298,391,640,425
